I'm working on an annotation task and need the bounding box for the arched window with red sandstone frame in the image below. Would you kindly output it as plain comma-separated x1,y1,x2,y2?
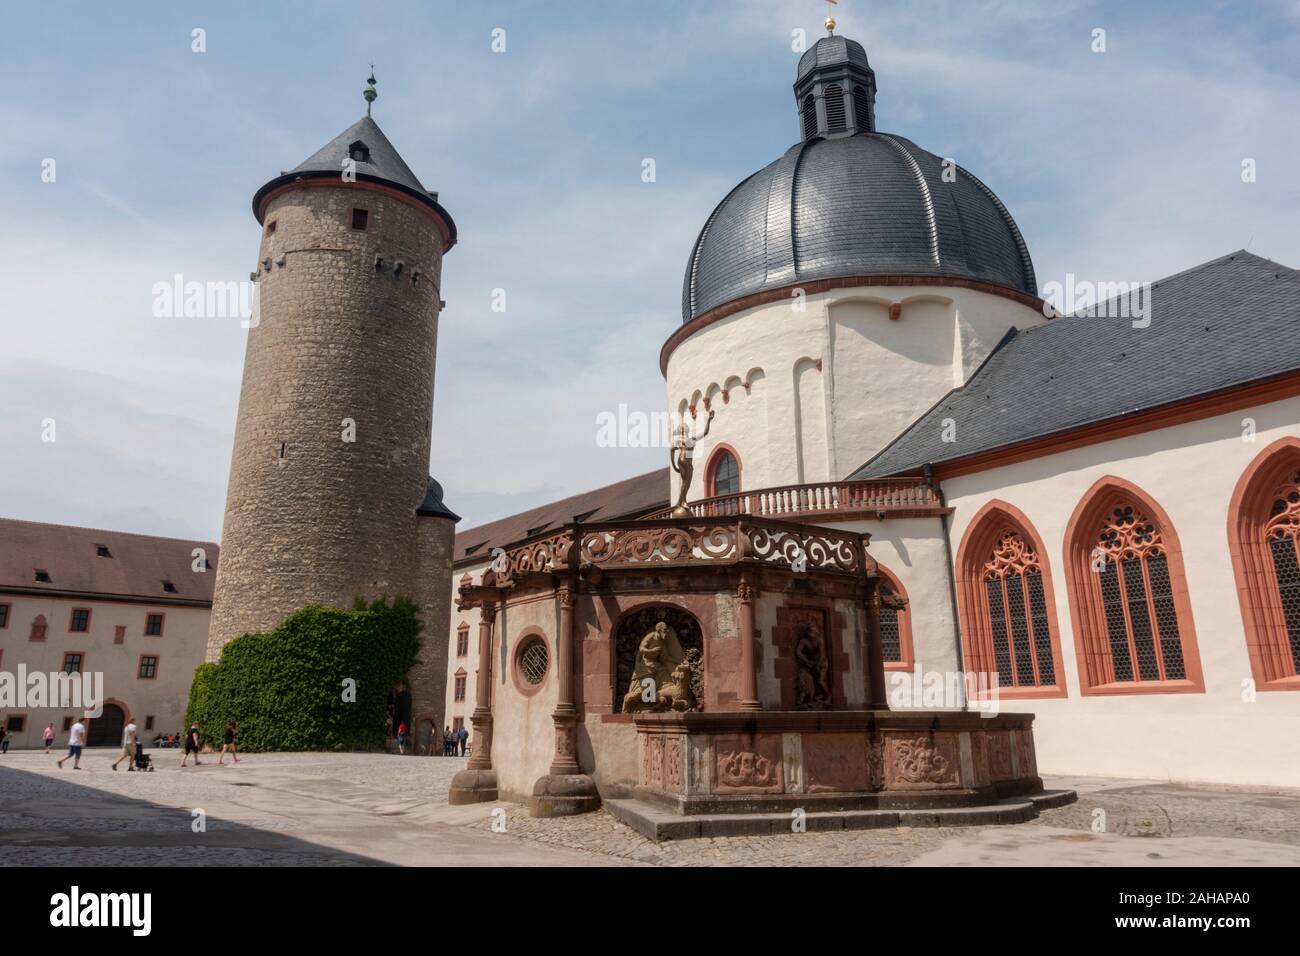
1228,436,1300,692
705,445,741,498
1064,478,1204,695
955,501,1067,698
875,564,914,672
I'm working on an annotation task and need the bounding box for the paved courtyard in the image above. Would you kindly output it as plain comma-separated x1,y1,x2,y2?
1,748,1297,866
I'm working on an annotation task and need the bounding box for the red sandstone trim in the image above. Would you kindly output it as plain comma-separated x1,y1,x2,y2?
145,611,166,638
661,275,1050,375
137,653,161,680
705,443,743,497
1062,477,1205,696
91,698,134,738
876,563,915,673
510,626,551,698
954,501,1067,700
1227,436,1300,692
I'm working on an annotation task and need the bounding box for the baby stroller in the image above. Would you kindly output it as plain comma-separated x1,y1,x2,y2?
134,740,155,772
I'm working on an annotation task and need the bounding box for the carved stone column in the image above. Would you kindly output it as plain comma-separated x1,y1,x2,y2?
736,577,761,711
549,586,580,775
530,584,601,816
449,603,499,803
864,585,889,710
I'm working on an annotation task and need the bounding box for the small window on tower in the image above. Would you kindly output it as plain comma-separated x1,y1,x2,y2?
96,544,112,558
351,208,369,231
266,220,277,236
348,140,370,163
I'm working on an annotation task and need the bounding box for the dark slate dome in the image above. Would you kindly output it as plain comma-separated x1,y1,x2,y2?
681,34,1035,324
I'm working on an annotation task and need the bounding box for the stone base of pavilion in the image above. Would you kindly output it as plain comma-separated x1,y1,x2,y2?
612,710,1076,842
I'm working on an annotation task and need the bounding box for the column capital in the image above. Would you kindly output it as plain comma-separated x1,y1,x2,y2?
479,603,497,624
736,581,756,603
557,585,574,609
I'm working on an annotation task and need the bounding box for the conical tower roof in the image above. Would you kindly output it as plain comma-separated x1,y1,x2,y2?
252,115,456,246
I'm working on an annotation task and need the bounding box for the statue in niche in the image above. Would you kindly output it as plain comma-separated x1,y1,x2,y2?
794,620,833,710
669,409,714,517
621,621,700,713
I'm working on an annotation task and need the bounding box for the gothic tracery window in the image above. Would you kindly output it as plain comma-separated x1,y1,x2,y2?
1091,504,1185,683
957,503,1065,697
980,530,1056,688
1262,471,1300,675
1067,481,1202,694
1230,442,1300,691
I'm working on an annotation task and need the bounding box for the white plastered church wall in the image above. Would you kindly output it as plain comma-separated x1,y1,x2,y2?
941,396,1300,787
665,285,1046,503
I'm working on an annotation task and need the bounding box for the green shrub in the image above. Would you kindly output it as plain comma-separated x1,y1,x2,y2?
185,597,422,752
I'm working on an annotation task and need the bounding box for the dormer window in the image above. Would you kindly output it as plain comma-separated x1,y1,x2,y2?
161,580,177,593
96,545,112,558
35,569,51,583
463,543,484,556
526,524,550,537
348,140,370,163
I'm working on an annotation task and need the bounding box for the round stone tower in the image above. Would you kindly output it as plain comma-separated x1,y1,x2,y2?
207,101,459,737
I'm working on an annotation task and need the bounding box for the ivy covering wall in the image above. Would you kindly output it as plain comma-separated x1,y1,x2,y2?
186,598,422,752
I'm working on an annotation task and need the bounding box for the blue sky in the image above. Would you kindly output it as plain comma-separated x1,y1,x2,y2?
2,0,1298,541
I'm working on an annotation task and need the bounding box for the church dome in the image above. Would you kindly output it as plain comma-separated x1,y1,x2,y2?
681,34,1036,324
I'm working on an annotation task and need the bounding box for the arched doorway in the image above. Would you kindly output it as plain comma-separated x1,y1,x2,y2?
387,687,412,736
88,703,126,747
613,604,704,710
416,718,435,755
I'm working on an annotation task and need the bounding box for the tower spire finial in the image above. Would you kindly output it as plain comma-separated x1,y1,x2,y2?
363,65,377,116
824,0,838,35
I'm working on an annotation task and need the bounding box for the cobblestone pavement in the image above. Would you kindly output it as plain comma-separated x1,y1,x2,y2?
2,749,1297,866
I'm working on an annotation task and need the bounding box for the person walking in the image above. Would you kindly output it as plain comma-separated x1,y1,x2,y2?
457,724,468,757
111,717,138,771
1,726,11,754
180,722,202,767
396,721,408,755
218,721,240,764
43,723,55,754
57,718,86,769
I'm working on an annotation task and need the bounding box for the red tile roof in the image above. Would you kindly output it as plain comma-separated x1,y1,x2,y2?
0,518,219,606
453,469,670,566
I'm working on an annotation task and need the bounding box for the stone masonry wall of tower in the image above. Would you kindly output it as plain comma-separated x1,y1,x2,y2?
206,183,445,663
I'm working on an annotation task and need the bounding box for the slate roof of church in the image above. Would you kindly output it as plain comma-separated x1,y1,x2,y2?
452,469,670,567
852,251,1300,478
0,518,219,606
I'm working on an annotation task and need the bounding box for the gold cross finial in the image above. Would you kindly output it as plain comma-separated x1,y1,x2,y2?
825,0,838,35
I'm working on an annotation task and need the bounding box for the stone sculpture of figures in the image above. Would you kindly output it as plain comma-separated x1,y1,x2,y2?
622,621,696,713
669,409,714,517
794,620,833,710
